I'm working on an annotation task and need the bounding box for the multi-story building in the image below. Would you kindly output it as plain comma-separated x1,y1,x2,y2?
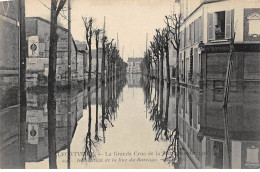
127,57,143,74
25,17,84,87
0,0,21,168
172,0,260,90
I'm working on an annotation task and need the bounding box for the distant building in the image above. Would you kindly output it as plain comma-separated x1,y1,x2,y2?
25,17,84,87
127,57,143,74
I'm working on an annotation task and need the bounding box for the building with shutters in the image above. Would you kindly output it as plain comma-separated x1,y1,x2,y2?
176,0,260,91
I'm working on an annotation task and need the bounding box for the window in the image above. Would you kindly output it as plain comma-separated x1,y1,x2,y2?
208,10,233,41
189,24,192,40
214,11,225,40
247,12,260,35
133,62,135,66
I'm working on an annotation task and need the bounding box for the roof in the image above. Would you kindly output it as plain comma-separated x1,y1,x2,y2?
76,43,87,51
26,17,68,32
26,17,82,53
127,58,143,62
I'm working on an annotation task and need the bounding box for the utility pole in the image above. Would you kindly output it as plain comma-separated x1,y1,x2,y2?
67,0,72,169
19,0,26,168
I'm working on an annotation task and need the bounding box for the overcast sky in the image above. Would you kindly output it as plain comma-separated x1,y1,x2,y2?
25,0,175,62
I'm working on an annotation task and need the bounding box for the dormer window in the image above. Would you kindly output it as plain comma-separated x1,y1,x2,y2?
247,12,260,35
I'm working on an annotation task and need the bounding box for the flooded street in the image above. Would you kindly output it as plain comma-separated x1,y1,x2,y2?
1,74,260,169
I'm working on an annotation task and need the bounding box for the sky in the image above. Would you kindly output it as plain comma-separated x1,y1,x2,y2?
25,0,176,62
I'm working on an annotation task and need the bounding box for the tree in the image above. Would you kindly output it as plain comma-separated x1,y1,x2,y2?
165,13,182,87
163,28,171,84
94,29,101,88
150,41,160,80
154,29,166,83
82,17,94,87
48,0,67,169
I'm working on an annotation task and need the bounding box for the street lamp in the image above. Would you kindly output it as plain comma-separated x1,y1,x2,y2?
198,41,205,52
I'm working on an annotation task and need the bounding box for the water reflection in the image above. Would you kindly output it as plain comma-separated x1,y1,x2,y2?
141,76,260,169
1,73,259,169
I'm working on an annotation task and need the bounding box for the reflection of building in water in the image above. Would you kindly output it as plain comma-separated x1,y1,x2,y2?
24,91,83,162
127,58,143,74
175,87,260,169
127,74,142,88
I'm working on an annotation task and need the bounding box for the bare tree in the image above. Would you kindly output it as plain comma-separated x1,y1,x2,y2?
47,0,67,169
82,17,94,87
150,41,160,80
165,13,182,87
154,29,166,83
163,28,171,84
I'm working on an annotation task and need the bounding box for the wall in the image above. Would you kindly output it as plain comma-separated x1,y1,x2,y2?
25,17,79,86
0,0,19,109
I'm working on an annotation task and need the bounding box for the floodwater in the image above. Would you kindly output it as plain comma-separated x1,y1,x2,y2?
0,74,260,169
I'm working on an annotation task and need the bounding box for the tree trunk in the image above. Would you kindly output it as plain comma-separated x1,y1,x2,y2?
88,42,92,84
150,62,153,79
83,53,86,87
176,49,180,87
157,59,159,80
19,0,26,168
166,43,170,84
101,42,105,85
96,35,99,95
160,53,164,83
48,0,58,168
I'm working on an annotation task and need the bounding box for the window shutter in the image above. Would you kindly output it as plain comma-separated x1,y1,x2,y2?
195,19,199,43
199,17,203,42
231,9,234,37
225,10,231,39
207,13,214,41
184,27,187,48
192,22,195,44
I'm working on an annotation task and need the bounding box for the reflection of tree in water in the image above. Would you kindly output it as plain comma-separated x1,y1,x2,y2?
163,86,181,168
163,129,180,168
83,87,100,161
83,76,127,159
153,83,173,141
140,75,153,109
142,78,181,167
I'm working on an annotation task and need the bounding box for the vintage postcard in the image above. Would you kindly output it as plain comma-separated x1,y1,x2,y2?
0,0,260,169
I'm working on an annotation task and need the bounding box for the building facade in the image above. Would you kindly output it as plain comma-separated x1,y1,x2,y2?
127,57,143,74
172,0,260,90
25,17,84,87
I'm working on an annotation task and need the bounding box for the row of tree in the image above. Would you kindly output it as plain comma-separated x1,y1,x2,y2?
46,0,127,168
82,17,127,90
140,11,182,87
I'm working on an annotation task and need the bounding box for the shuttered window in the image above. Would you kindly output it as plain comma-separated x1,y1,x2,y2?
208,13,214,41
225,10,231,39
199,17,203,42
195,19,199,43
184,27,187,48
